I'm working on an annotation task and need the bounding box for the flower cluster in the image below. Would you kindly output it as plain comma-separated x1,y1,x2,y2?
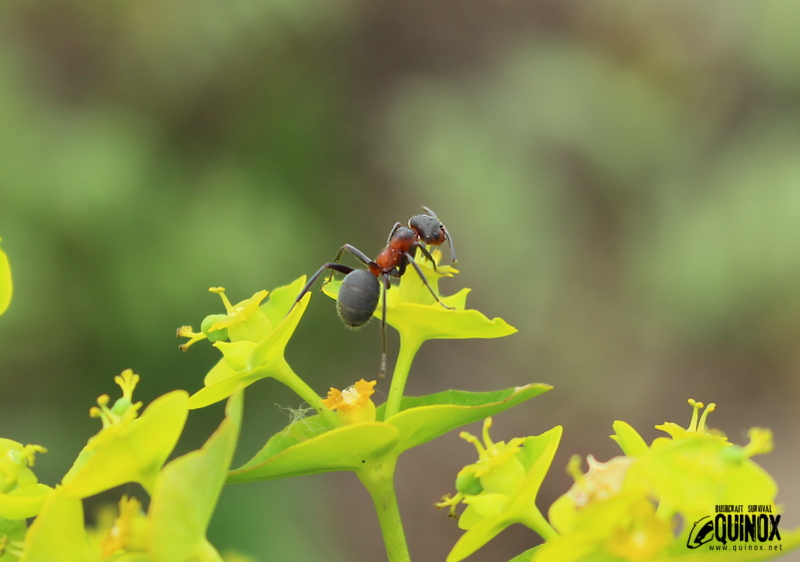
0,439,51,521
176,279,329,414
7,371,242,562
438,418,561,562
442,399,794,562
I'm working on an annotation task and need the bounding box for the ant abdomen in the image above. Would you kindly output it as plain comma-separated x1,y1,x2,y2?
336,269,380,328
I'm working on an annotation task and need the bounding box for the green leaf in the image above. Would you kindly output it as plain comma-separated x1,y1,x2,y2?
388,299,517,341
323,277,517,342
382,384,552,453
448,513,516,562
229,385,550,483
0,484,53,520
242,413,332,460
720,455,777,506
0,518,26,561
260,276,307,328
189,370,256,410
227,422,399,483
147,391,243,562
506,547,539,562
189,366,262,410
0,240,11,316
514,428,563,496
61,390,189,498
17,490,100,562
611,420,649,457
204,356,238,386
248,293,309,369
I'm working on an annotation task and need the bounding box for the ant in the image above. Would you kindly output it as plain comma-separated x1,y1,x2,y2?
295,206,457,375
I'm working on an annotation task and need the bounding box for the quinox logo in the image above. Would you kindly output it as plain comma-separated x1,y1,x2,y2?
687,505,783,552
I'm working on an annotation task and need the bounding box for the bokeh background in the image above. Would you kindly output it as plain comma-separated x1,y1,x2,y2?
2,2,799,561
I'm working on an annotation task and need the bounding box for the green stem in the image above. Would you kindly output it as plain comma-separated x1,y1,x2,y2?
357,457,410,562
197,538,224,562
519,507,558,541
383,335,423,420
272,358,341,428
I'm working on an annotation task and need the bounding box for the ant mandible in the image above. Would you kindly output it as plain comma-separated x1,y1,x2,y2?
295,206,457,375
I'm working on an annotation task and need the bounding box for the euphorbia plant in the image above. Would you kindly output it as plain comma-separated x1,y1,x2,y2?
179,251,547,562
13,371,241,562
1,234,798,562
439,401,800,562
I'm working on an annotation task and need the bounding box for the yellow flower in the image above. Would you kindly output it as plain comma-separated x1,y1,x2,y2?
178,288,272,350
99,495,147,557
20,392,243,562
534,492,673,562
0,439,52,519
565,454,635,508
742,427,774,457
652,399,724,445
321,379,377,424
606,398,784,554
441,419,562,562
178,277,336,429
455,417,527,498
548,454,636,534
605,499,673,562
60,369,189,498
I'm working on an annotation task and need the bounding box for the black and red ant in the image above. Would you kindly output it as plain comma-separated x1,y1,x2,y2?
295,206,457,375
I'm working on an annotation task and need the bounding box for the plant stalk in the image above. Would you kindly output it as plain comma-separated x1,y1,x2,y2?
358,457,411,562
273,358,340,427
383,335,422,420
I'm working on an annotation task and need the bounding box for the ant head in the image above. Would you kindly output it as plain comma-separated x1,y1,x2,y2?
409,215,445,245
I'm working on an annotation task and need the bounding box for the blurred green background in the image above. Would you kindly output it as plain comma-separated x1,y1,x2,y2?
2,2,799,561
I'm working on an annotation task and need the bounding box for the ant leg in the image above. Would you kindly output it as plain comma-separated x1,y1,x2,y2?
442,224,457,264
325,244,372,283
296,262,355,305
333,244,371,265
403,253,454,310
413,242,437,269
379,275,390,377
385,222,402,247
